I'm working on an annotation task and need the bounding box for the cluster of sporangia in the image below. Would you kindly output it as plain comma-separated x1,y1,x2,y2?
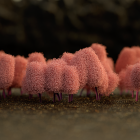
0,44,140,103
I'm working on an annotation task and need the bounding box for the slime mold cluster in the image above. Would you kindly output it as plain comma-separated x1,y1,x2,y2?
1,44,140,103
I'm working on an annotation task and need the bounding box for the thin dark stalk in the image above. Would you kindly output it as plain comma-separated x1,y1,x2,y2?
39,93,42,103
56,93,60,101
95,87,98,100
8,88,11,96
60,93,62,100
68,94,71,102
136,91,139,102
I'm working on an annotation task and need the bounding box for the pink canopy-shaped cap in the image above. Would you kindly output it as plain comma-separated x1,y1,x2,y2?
46,59,52,65
69,49,88,89
124,65,134,90
22,61,45,95
62,65,80,94
61,52,74,64
105,72,119,96
12,55,28,88
132,46,140,58
28,52,46,64
107,57,114,71
0,53,15,89
135,58,140,64
115,47,136,73
118,69,126,91
90,43,107,62
0,50,5,55
80,47,105,88
97,69,108,95
130,63,140,90
102,59,113,74
44,58,66,93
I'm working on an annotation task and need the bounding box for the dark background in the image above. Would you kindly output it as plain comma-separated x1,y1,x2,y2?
1,0,140,62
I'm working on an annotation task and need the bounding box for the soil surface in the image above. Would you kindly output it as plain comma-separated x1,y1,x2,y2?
0,88,140,140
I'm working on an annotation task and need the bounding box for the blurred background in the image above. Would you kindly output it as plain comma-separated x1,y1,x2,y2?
0,0,140,62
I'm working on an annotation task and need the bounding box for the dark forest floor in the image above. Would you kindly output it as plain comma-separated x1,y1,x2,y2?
0,88,140,140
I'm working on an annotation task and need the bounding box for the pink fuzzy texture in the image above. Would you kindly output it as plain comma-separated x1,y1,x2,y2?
61,52,74,64
124,65,133,90
81,47,105,88
105,72,119,96
62,65,80,94
90,43,107,62
44,59,66,93
135,58,140,64
22,62,45,94
130,63,140,90
0,53,15,89
46,59,52,64
107,57,114,71
118,69,126,91
0,50,5,55
115,47,136,73
132,46,140,58
28,52,46,64
11,55,28,88
102,59,113,73
69,49,88,89
97,70,108,95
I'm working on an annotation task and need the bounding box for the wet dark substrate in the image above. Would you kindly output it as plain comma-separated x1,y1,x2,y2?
0,93,140,114
1,89,140,140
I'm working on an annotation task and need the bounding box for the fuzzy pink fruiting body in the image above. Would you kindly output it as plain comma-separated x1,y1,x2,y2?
90,43,107,62
115,47,136,73
107,57,114,71
130,63,140,101
11,55,28,88
132,46,140,58
28,52,46,64
102,59,113,74
69,49,88,89
118,69,126,92
0,50,5,56
0,53,15,89
44,59,66,93
80,47,105,88
22,61,45,95
61,52,74,64
62,65,80,94
135,58,140,64
46,59,52,65
131,63,140,90
97,69,108,95
124,65,134,91
105,72,119,96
